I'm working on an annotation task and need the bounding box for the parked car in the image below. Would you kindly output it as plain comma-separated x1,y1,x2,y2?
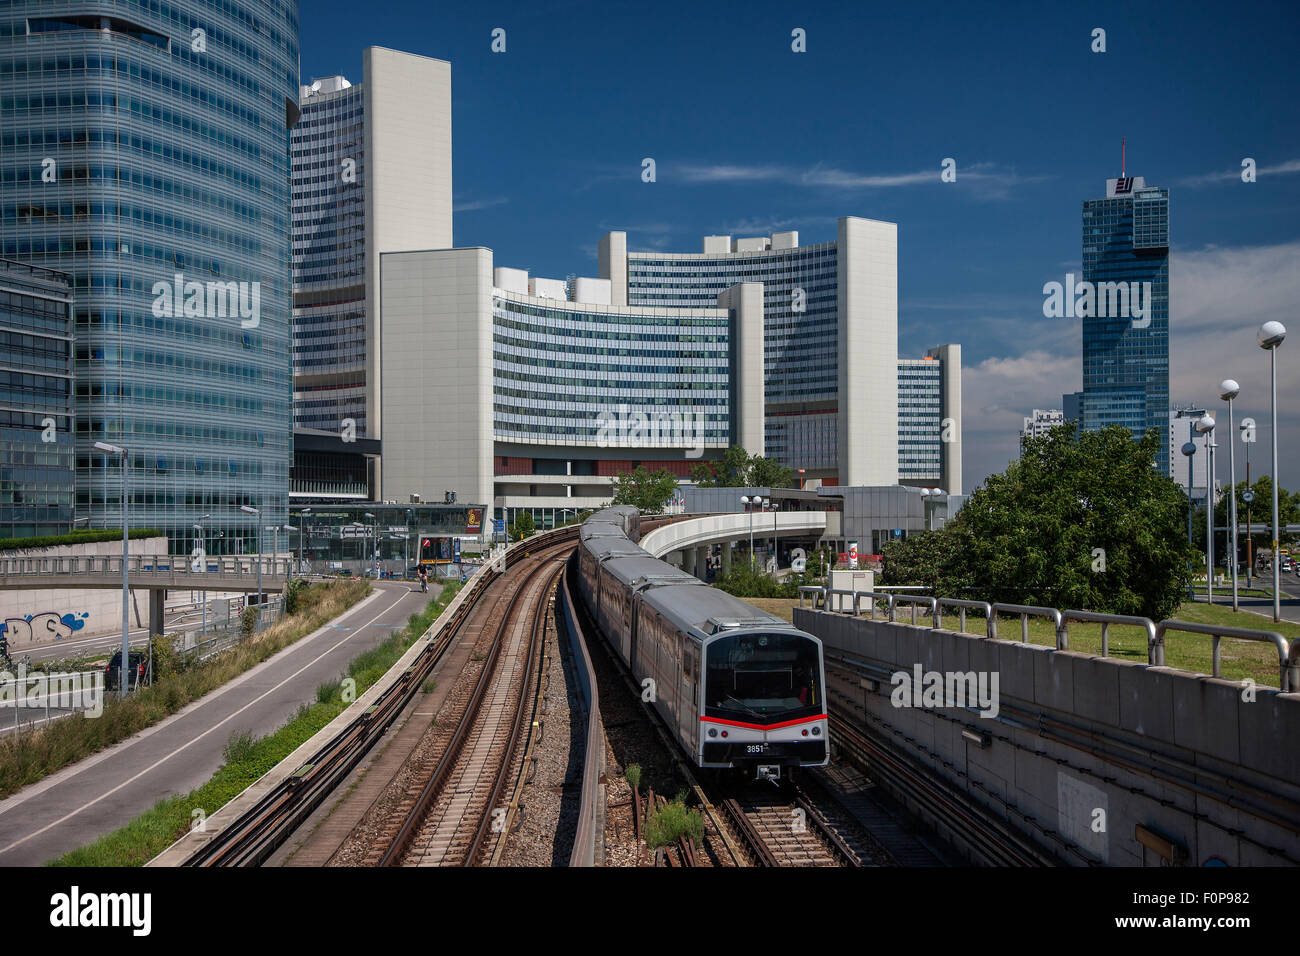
104,650,149,692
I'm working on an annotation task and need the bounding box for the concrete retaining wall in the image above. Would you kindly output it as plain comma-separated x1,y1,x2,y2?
796,607,1300,866
0,537,168,651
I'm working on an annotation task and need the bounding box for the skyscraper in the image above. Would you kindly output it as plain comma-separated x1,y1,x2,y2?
1080,173,1171,473
0,2,300,552
290,49,452,504
602,220,900,487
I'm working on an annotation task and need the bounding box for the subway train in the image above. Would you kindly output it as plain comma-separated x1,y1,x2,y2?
575,507,828,781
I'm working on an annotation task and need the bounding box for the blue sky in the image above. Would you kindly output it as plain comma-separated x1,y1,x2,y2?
303,0,1300,492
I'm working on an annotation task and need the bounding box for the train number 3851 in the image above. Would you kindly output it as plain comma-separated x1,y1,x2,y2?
746,744,768,754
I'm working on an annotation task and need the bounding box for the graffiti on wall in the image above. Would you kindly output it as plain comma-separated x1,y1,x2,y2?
0,611,89,646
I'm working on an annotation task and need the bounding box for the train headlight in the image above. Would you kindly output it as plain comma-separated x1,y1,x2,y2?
707,728,718,738
801,729,808,736
720,730,728,738
812,726,821,736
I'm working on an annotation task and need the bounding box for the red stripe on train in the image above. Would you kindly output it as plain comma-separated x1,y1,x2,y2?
700,714,827,731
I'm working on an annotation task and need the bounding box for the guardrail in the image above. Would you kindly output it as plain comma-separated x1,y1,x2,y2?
796,585,1298,691
0,553,294,578
558,558,603,867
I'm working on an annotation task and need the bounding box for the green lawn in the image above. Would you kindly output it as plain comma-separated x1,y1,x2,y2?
754,594,1292,688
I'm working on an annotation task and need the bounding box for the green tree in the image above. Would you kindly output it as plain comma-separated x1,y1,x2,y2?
882,423,1194,620
611,465,678,514
689,446,793,488
508,511,535,542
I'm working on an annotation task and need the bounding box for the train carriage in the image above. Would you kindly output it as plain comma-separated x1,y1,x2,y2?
575,508,828,781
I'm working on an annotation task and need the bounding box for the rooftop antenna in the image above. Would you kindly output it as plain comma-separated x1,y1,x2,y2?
1121,136,1126,178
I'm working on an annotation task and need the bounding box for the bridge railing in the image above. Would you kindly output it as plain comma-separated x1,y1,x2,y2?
0,554,294,579
1154,620,1295,691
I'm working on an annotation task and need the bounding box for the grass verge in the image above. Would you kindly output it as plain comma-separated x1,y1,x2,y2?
733,593,1295,687
50,580,463,866
0,579,371,802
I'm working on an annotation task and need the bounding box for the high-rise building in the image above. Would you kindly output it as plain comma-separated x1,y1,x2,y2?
1062,391,1084,424
1022,408,1065,441
898,345,962,494
600,221,899,486
0,258,74,538
1080,173,1170,473
0,2,300,552
290,48,452,504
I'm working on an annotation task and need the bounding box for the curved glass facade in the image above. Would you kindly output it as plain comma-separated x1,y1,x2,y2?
492,294,731,448
291,79,365,435
0,0,299,551
627,243,839,469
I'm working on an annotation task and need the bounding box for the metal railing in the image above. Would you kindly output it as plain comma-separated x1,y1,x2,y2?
1155,620,1295,691
0,554,293,579
797,584,1299,692
934,598,994,636
1061,610,1157,661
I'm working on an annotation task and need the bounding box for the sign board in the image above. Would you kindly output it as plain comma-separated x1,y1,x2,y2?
339,526,368,539
493,519,505,533
466,508,482,534
848,541,859,570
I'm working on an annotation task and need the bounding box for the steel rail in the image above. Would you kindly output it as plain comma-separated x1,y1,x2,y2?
380,546,568,866
183,526,580,866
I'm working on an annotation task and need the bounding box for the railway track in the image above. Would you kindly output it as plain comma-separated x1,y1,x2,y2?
178,528,577,867
377,547,567,867
716,782,865,867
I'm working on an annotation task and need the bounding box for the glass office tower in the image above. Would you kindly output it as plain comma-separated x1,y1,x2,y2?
0,258,75,538
1081,175,1170,474
0,2,300,552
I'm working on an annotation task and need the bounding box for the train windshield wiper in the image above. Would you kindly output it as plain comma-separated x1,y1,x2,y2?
723,696,768,720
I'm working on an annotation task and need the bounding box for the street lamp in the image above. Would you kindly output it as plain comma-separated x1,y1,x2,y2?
364,512,378,579
1220,380,1241,610
282,526,296,585
298,507,311,577
240,505,262,608
94,440,130,699
769,498,778,577
1242,424,1254,588
740,495,756,569
1259,320,1286,622
405,508,413,580
1181,441,1197,601
193,514,209,637
1195,415,1216,603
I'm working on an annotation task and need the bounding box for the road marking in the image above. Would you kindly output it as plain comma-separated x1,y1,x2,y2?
0,587,417,858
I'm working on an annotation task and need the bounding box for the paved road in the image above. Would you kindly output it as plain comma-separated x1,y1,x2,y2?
0,581,435,866
1196,569,1300,626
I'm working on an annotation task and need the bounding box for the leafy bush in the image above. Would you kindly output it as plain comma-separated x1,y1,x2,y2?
644,799,704,849
713,565,797,599
284,577,309,615
239,606,259,639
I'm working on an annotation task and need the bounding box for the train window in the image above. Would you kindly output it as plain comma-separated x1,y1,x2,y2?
703,633,822,724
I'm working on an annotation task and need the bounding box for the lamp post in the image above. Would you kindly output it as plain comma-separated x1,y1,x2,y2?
239,505,262,608
94,441,130,699
193,515,209,637
298,507,311,577
770,498,778,576
364,512,377,579
1181,441,1197,601
405,508,413,580
282,525,296,589
1242,427,1253,588
1220,380,1241,610
1259,321,1286,622
1195,415,1216,603
740,495,755,569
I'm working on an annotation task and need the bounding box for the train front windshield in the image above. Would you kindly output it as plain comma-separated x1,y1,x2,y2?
704,633,822,724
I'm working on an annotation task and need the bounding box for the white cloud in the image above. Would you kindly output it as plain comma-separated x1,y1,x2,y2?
453,196,509,212
1177,158,1300,187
